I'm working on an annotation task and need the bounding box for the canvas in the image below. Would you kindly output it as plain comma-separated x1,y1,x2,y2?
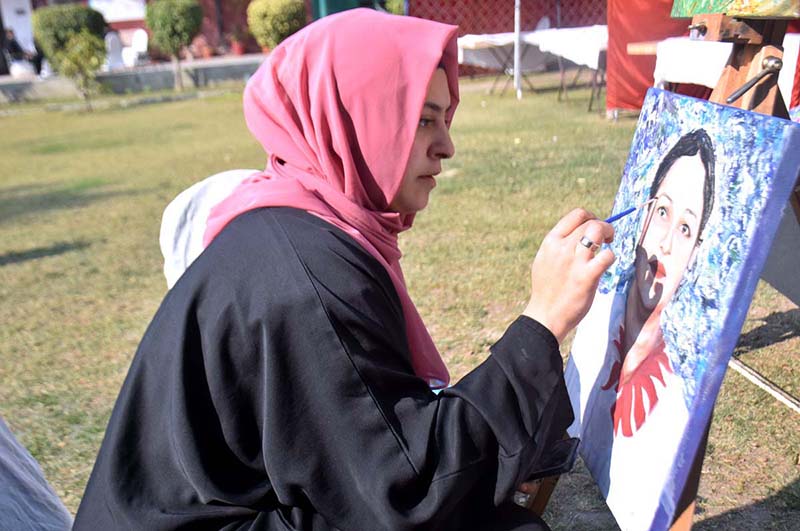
671,0,800,17
564,88,800,531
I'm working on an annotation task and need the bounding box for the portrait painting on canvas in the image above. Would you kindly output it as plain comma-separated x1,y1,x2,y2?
565,88,800,531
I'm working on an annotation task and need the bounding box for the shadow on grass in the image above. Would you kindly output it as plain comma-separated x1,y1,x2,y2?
735,309,800,354
543,458,618,531
695,478,800,530
0,182,141,224
0,240,91,267
0,183,51,196
546,457,799,530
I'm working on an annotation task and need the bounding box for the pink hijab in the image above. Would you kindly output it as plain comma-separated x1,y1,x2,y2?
203,8,459,387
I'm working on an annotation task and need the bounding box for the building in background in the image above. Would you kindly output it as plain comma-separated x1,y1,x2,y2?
2,0,36,57
1,0,256,69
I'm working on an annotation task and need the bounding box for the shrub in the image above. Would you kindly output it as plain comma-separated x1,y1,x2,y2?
247,0,305,50
145,0,203,91
32,4,106,69
54,29,106,111
385,0,405,15
146,0,203,57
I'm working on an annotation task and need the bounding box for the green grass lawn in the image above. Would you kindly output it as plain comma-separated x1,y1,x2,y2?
1,78,798,529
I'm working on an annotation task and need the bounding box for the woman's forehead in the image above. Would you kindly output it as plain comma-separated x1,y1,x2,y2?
424,69,451,110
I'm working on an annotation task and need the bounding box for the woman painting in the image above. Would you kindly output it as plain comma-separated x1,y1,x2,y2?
74,9,615,531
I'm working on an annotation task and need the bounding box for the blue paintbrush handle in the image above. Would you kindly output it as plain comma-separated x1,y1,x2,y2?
604,206,637,224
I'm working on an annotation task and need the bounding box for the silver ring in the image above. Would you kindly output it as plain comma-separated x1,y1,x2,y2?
512,490,532,507
579,235,598,250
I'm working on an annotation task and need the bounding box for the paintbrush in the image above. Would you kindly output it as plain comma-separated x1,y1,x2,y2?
604,198,656,224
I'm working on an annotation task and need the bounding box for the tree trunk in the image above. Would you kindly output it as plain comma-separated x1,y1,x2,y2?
172,55,183,92
81,89,93,112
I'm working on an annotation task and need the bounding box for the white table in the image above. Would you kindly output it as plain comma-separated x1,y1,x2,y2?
533,25,608,71
457,31,555,94
457,25,608,102
534,25,608,109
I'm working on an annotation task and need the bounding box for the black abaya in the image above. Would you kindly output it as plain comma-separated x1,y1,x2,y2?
74,207,572,530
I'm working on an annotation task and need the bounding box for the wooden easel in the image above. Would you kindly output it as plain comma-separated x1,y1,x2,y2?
669,12,799,530
525,12,800,530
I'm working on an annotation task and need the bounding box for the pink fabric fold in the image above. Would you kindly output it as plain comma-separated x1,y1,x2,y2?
203,8,460,387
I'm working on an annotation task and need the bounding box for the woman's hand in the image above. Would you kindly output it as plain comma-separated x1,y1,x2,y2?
523,208,615,344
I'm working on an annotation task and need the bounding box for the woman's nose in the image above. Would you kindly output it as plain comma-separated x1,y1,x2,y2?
659,227,674,254
431,129,455,160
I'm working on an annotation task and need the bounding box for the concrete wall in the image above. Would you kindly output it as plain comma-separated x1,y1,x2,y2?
0,53,264,103
0,75,79,103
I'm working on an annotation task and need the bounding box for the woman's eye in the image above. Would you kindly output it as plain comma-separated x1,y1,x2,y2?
657,206,667,218
679,224,692,238
419,118,432,128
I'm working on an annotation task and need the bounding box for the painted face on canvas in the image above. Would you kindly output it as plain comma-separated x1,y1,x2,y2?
633,154,706,311
389,68,455,214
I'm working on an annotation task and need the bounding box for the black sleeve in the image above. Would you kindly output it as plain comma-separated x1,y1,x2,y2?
74,208,572,531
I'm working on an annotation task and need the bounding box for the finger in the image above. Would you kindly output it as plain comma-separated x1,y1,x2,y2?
550,208,597,238
587,248,616,277
574,222,607,258
577,219,614,245
598,221,615,244
575,234,600,256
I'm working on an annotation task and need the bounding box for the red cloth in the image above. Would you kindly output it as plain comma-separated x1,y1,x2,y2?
606,0,689,111
793,52,800,109
789,20,800,109
674,84,712,100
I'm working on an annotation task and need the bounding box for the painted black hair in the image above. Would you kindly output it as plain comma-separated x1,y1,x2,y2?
649,129,715,238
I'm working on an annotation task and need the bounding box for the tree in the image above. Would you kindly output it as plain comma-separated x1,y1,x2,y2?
145,0,203,92
385,0,405,15
247,0,305,51
32,4,106,72
53,29,106,111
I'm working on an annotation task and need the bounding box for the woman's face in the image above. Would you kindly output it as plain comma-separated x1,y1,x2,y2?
389,68,455,214
633,153,706,311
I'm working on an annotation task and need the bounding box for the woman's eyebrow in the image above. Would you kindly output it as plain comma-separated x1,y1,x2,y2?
683,208,699,219
423,102,448,113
